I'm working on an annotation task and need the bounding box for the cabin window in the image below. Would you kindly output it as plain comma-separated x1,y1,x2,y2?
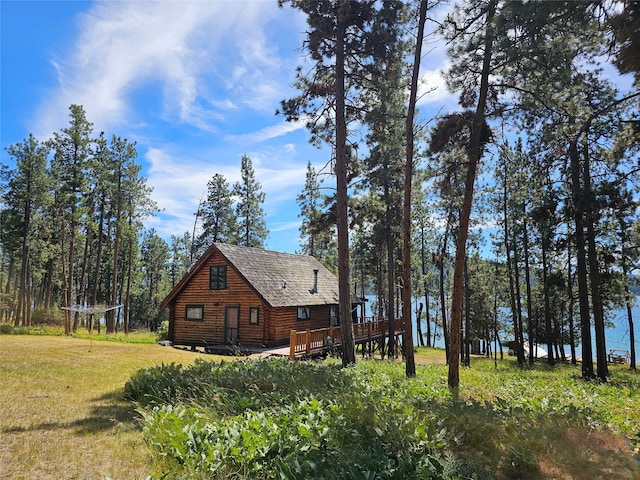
330,305,339,326
249,307,259,325
209,265,227,290
297,307,310,321
185,304,204,321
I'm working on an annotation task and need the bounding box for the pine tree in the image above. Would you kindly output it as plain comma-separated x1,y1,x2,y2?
440,0,498,389
195,173,237,255
49,105,94,334
233,155,268,248
3,134,51,326
297,161,336,266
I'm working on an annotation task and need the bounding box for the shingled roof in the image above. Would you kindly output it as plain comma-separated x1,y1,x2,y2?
162,243,354,309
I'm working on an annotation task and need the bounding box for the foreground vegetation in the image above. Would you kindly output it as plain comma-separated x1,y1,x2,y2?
2,334,638,479
126,352,640,479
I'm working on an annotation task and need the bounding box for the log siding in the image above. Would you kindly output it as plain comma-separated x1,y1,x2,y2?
162,243,360,349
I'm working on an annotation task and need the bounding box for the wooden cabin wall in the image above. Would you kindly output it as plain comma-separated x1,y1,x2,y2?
171,250,267,346
273,304,333,343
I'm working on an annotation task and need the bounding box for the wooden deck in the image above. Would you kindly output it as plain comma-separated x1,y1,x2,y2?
177,318,405,360
289,318,404,360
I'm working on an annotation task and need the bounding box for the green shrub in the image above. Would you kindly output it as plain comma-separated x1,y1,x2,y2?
126,358,639,480
156,320,170,342
31,307,64,325
0,324,13,334
128,359,482,479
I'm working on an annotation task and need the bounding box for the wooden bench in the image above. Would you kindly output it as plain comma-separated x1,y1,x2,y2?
607,349,630,365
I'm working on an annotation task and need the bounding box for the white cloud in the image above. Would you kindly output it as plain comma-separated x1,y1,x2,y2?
417,64,455,106
226,119,307,143
270,220,301,233
34,1,296,137
144,142,311,240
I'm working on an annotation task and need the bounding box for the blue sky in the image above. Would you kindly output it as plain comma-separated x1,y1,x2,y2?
1,0,455,253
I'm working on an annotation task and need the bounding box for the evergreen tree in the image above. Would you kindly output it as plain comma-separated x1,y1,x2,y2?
195,173,237,255
3,134,51,326
501,1,640,379
279,0,381,365
233,154,268,248
361,6,408,358
169,232,192,287
105,135,140,333
140,229,170,331
297,161,336,266
49,104,94,334
440,0,498,389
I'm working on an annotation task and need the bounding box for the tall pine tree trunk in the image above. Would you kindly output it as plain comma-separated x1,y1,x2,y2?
421,226,431,347
503,172,523,365
385,184,396,358
75,230,91,332
523,214,534,364
336,0,355,366
623,282,636,370
60,209,71,335
541,232,555,365
567,234,577,365
437,215,451,361
463,256,470,367
569,138,594,379
90,202,106,332
18,190,32,326
448,0,496,389
108,165,123,334
124,214,134,334
620,219,637,370
401,0,427,377
583,147,608,380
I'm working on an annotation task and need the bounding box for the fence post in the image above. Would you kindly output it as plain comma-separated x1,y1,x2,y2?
289,330,296,360
306,329,311,355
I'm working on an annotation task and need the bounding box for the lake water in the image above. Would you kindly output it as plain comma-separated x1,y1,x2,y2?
577,303,639,360
363,296,639,360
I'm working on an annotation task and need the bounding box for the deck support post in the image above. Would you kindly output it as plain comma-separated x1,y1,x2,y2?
289,330,297,360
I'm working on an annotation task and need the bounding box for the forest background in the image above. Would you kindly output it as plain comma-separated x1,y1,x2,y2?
1,1,639,380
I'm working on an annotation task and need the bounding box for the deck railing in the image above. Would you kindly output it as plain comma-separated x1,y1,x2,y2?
289,318,404,359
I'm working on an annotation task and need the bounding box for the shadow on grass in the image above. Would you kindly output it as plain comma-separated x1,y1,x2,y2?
2,388,140,436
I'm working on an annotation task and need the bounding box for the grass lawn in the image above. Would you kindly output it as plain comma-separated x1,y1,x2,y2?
0,334,219,480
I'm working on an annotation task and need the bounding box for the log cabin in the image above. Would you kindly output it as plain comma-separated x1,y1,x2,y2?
161,243,358,350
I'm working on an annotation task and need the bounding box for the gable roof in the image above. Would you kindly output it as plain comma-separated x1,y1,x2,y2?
162,243,349,309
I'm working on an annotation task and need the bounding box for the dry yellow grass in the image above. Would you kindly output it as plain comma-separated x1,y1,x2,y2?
0,335,219,480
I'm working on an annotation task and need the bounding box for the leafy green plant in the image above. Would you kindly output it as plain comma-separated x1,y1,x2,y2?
31,307,64,325
127,357,640,480
157,320,170,342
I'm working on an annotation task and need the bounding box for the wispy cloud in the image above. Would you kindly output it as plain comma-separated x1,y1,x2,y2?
226,119,307,143
34,1,299,137
417,63,456,107
144,141,311,241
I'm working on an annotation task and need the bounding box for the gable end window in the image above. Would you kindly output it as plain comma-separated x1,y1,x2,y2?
249,307,259,325
210,265,227,290
297,307,310,321
186,304,204,321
